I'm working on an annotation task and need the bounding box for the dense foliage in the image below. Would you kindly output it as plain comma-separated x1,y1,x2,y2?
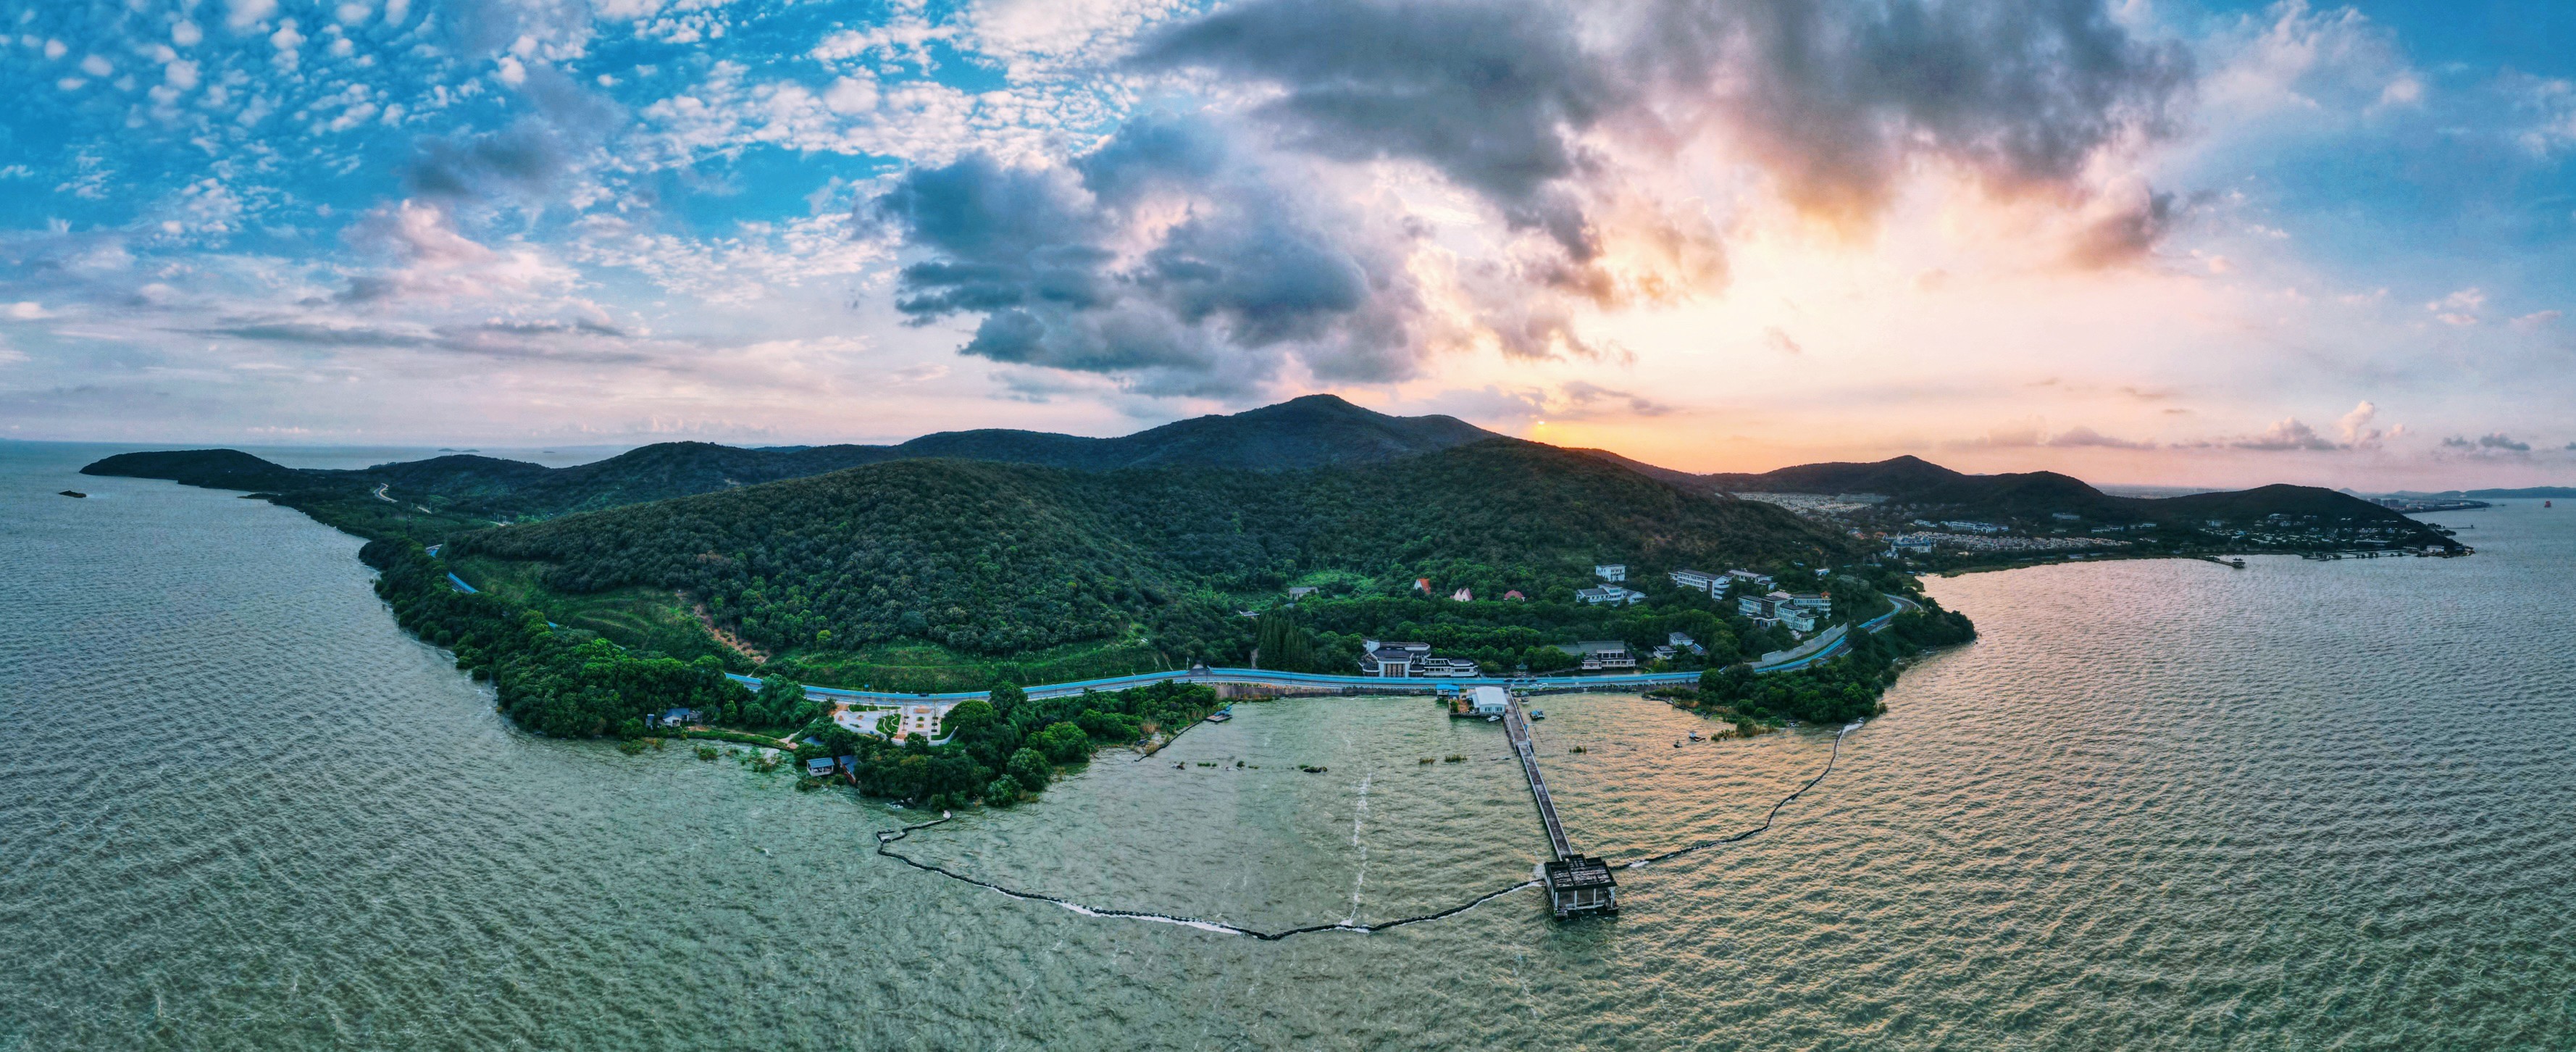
360,538,753,738
809,680,1224,809
449,441,1850,669
1696,597,1978,725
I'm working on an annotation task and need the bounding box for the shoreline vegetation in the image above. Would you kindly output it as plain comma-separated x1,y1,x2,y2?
364,530,1976,811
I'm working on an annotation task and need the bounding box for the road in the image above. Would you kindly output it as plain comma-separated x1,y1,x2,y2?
728,593,1924,705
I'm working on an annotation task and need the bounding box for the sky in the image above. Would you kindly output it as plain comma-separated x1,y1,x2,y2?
0,0,2569,490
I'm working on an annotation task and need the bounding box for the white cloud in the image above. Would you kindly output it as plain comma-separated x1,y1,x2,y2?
2335,400,2385,448
2510,309,2562,330
78,54,112,77
7,301,52,320
225,0,278,31
172,21,204,47
2235,417,2338,451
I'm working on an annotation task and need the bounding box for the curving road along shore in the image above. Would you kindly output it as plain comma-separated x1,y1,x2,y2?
729,593,1923,707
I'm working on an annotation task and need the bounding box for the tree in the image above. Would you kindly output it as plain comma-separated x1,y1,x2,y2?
1007,748,1052,793
987,682,1026,719
1032,721,1091,764
984,777,1021,806
875,712,901,738
757,676,807,726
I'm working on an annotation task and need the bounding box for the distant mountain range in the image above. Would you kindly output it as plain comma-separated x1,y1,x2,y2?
83,395,1499,518
1575,451,2429,530
2386,487,2576,500
86,394,2432,538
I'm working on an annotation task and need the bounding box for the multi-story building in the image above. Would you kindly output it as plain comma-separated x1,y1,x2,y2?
1576,585,1646,606
1668,568,1722,593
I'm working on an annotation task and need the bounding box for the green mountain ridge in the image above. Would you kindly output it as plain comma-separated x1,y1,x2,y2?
83,394,1499,518
448,439,1852,666
1581,451,2438,534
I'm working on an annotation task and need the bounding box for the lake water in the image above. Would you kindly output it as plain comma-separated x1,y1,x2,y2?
4,441,2572,1049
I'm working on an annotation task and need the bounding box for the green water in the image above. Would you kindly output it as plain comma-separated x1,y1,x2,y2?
4,442,2572,1049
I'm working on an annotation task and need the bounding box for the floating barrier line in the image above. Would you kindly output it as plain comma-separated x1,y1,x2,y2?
1613,719,1860,870
873,817,1533,940
869,720,1862,938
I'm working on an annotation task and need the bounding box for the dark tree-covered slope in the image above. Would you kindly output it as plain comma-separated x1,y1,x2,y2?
450,439,1851,657
83,394,1499,519
80,449,324,493
1597,452,2434,533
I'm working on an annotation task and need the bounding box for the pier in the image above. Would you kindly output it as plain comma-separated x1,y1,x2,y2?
1496,687,1615,918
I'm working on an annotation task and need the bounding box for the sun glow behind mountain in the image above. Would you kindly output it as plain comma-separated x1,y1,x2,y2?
0,0,2569,489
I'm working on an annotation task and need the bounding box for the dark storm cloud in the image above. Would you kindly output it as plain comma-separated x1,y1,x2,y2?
870,117,1423,396
405,65,622,209
1138,0,2191,243
1632,0,2191,219
1135,0,1614,256
879,0,2194,396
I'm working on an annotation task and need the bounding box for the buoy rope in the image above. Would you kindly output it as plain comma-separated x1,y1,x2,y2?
869,720,1860,939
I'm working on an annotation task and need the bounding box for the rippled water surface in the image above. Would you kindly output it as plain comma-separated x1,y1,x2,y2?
4,442,2573,1049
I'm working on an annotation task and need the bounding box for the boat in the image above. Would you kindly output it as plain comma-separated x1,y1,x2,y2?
1688,731,1703,742
1673,738,1685,748
1529,709,1546,720
1486,714,1501,723
1205,711,1231,723
57,490,86,498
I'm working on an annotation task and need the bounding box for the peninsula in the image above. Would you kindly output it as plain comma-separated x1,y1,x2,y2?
83,396,2444,809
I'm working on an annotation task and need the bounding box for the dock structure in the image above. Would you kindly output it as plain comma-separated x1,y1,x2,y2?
1500,689,1616,918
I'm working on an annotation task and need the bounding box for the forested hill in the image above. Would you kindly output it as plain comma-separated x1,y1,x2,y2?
81,394,1497,519
449,439,1852,660
1594,452,2436,535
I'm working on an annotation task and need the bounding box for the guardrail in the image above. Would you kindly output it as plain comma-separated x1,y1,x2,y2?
726,593,1920,705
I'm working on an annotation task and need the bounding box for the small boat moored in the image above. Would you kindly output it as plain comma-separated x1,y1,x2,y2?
1529,709,1546,720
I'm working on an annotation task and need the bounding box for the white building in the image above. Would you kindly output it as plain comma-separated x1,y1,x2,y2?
1469,686,1509,716
1361,641,1477,678
1361,640,1431,677
1558,640,1636,671
1785,591,1831,614
1723,569,1776,592
1576,584,1646,606
1593,564,1626,583
1668,568,1722,593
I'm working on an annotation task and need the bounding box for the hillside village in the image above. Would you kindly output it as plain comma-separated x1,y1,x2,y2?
1348,562,1854,681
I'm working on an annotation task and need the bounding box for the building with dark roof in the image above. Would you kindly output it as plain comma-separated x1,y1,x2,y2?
1542,854,1618,917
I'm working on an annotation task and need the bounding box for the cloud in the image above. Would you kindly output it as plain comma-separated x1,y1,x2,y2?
1556,380,1676,417
2235,417,2338,451
2427,287,2485,326
2510,309,2562,330
2335,400,2385,448
1762,326,1802,355
870,117,1427,396
6,301,51,320
225,0,278,30
1955,422,2155,449
404,67,622,209
872,0,2196,394
2442,433,2530,454
2046,426,2156,449
336,200,577,304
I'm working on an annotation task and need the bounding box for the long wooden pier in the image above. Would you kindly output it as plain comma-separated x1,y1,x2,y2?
1498,690,1616,917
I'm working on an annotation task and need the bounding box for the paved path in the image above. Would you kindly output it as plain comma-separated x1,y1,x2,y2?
728,593,1923,704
